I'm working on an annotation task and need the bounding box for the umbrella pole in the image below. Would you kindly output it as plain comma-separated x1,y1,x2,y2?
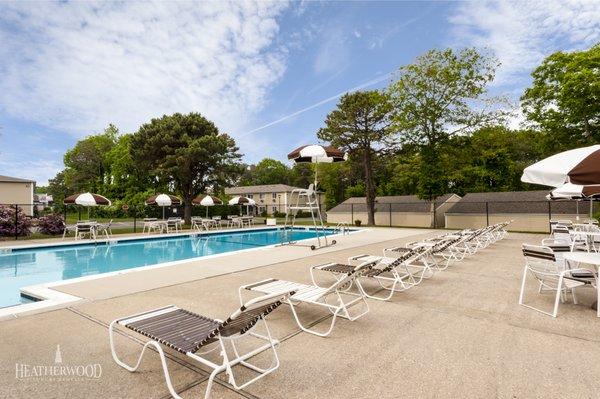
206,206,208,218
576,201,579,220
162,206,165,220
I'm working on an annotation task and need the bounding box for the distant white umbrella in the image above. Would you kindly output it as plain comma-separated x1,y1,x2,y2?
228,196,256,206
145,194,182,219
521,145,600,187
193,194,223,217
64,192,111,207
64,192,111,219
547,183,600,220
288,144,347,187
228,196,256,216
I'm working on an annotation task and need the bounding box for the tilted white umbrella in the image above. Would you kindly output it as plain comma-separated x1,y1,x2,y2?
193,195,223,217
549,183,600,199
145,194,182,219
521,145,600,187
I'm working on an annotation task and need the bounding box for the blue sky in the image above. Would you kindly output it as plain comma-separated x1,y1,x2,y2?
0,1,599,185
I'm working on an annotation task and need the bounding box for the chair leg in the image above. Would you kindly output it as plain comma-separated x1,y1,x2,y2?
518,266,528,306
109,320,182,399
287,300,340,337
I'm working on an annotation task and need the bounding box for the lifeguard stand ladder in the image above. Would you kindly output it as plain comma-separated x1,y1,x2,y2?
282,184,336,250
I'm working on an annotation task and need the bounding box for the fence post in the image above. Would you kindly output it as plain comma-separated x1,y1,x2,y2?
351,203,354,225
389,203,392,227
485,202,489,227
432,201,436,229
14,204,18,240
548,201,552,233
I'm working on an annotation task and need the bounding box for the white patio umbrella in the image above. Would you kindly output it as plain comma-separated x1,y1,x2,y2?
521,145,600,187
145,194,182,219
228,196,256,215
64,192,111,219
287,144,347,187
552,183,600,219
193,194,223,217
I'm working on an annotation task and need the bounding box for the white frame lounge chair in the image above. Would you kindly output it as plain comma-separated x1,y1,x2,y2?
519,244,590,317
347,247,433,300
109,290,294,399
239,262,372,337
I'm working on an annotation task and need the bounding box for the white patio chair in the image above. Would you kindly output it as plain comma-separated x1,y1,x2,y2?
519,244,591,317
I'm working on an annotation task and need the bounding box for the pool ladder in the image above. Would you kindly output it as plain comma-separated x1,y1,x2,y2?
335,222,350,235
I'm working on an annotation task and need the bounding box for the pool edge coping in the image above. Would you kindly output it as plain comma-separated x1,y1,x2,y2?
0,226,364,319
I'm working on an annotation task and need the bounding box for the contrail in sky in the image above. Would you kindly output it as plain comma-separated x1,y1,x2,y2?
238,72,393,137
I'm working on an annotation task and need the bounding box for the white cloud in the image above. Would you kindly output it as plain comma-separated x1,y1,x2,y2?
0,1,290,136
449,0,600,87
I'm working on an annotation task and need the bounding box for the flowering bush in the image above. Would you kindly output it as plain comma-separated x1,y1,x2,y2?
0,205,32,237
37,214,66,235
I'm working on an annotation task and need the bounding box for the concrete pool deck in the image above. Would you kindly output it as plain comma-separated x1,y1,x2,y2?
2,227,600,398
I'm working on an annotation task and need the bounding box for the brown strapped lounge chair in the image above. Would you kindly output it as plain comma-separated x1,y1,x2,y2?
310,247,430,302
239,262,372,337
109,290,295,399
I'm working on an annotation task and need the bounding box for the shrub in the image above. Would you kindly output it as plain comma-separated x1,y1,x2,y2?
354,219,362,227
0,205,32,237
37,214,66,235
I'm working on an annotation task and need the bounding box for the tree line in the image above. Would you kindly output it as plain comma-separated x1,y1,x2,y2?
44,44,600,225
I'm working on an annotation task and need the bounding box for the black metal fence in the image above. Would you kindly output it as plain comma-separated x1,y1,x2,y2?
326,200,598,231
0,202,264,240
1,199,598,240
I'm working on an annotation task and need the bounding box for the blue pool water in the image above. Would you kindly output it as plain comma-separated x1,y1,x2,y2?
0,228,336,308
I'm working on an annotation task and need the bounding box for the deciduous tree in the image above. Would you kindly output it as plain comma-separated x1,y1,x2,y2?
317,90,394,225
388,48,507,199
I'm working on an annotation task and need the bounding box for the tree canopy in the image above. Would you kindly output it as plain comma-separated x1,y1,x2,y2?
388,48,508,199
521,44,600,153
130,113,242,223
317,90,395,225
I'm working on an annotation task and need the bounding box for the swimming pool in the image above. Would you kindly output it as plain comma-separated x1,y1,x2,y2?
0,227,338,309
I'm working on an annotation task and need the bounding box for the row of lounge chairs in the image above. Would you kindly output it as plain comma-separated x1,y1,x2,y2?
109,222,510,399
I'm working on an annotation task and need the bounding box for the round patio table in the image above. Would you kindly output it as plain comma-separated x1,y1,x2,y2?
563,252,600,316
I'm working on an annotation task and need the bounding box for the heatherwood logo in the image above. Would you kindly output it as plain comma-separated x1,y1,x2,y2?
15,345,102,381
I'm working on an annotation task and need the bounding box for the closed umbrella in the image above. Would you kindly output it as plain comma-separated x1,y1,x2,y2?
145,194,181,219
193,194,223,217
64,192,111,219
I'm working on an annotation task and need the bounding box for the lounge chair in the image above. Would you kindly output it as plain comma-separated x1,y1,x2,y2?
239,262,372,337
345,247,432,300
308,246,431,302
109,290,295,399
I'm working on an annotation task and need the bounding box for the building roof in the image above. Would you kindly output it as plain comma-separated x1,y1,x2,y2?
328,194,459,213
446,190,581,214
0,175,35,183
225,184,304,195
